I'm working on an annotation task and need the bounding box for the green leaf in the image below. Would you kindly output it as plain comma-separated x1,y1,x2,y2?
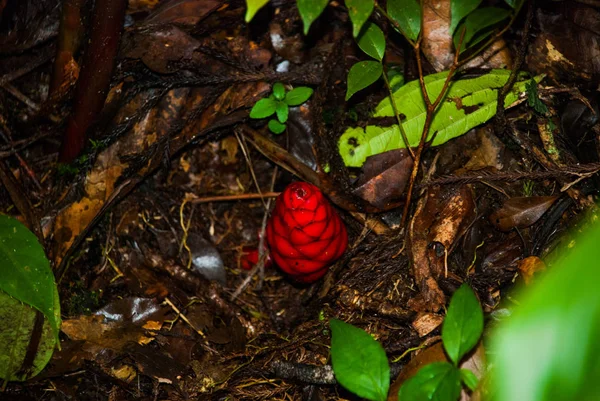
357,22,386,61
284,87,314,106
250,97,277,119
455,7,511,52
442,284,483,365
346,60,383,101
504,0,524,9
0,289,59,381
330,319,389,401
387,0,421,42
297,0,329,35
387,68,405,92
273,82,285,100
338,70,542,167
275,101,289,123
526,79,548,115
268,119,286,134
492,219,600,401
0,215,60,343
450,0,482,35
398,362,462,401
346,0,374,38
245,0,269,22
460,368,479,391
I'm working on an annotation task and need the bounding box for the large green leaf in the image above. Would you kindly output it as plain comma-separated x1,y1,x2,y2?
330,319,389,401
450,0,482,35
357,21,386,61
0,288,59,381
398,362,462,401
491,219,600,401
0,215,60,342
297,0,329,34
245,0,269,22
346,60,383,101
339,69,542,167
442,284,484,366
346,0,374,38
456,7,511,51
387,0,421,42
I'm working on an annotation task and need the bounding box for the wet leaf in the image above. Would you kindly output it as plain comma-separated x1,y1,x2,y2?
245,0,269,22
268,119,287,134
297,0,329,34
387,0,421,42
490,196,560,231
188,233,226,284
275,100,289,123
0,215,60,342
346,60,383,101
442,284,483,365
357,21,386,61
398,362,461,401
450,0,482,35
353,149,413,209
284,87,313,106
339,70,540,167
455,7,511,52
331,319,389,401
346,0,374,38
250,97,277,119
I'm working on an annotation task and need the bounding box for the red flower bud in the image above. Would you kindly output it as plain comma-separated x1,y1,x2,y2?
266,182,348,283
240,246,272,271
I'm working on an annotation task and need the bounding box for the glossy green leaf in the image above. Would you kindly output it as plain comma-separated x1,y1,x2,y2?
272,82,285,100
275,101,289,123
450,0,482,35
339,70,541,167
526,79,549,115
346,0,374,38
492,219,600,401
346,60,383,101
298,0,329,34
442,284,483,365
0,288,59,381
0,215,60,343
387,0,421,42
460,368,479,391
250,97,277,119
284,87,313,106
357,22,386,61
398,362,462,401
268,119,286,134
455,7,511,51
330,319,389,401
245,0,269,22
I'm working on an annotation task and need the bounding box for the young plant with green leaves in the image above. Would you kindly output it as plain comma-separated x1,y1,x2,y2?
249,83,314,134
0,215,61,383
330,284,483,401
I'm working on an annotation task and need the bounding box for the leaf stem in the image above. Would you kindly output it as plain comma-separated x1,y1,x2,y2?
381,67,415,159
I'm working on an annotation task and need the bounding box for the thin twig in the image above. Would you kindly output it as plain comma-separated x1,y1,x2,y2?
381,68,415,159
191,192,280,203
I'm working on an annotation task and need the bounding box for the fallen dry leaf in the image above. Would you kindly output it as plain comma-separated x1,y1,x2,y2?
517,256,546,285
490,196,560,231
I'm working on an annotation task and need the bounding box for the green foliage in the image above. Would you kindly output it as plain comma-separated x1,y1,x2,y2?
450,0,482,35
330,319,389,401
398,362,462,401
346,60,383,101
0,215,60,381
346,0,374,38
249,83,314,134
455,7,512,52
245,0,269,22
387,0,421,42
297,0,330,34
460,368,479,391
357,22,386,61
526,79,549,115
339,70,541,167
491,219,600,401
442,284,484,365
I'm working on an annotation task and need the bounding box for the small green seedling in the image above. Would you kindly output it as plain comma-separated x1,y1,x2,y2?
249,82,313,134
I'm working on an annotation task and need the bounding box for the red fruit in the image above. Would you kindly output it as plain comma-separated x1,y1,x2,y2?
240,246,272,270
266,182,348,283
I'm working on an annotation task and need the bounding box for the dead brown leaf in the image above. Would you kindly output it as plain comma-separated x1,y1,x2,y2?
490,196,560,231
517,256,546,285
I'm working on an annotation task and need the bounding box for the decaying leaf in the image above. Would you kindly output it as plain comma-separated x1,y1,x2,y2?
490,196,560,231
517,256,546,285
